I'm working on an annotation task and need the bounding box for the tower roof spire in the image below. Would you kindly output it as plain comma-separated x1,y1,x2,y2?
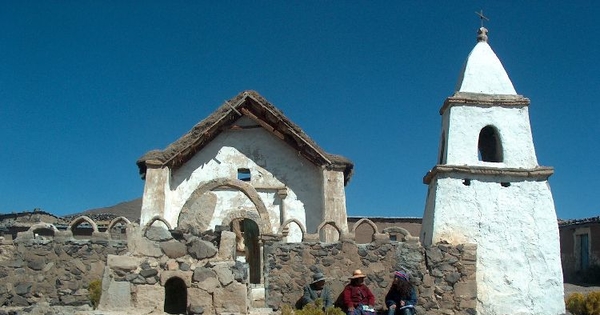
454,16,516,94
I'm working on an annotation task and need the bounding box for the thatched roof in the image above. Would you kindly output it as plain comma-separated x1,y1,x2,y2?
137,90,354,185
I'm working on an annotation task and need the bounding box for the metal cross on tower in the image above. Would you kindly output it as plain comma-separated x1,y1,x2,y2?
475,10,489,27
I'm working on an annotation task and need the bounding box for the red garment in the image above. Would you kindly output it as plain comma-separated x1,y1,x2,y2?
342,283,375,309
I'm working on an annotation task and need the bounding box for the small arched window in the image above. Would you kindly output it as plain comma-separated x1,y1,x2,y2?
478,125,503,162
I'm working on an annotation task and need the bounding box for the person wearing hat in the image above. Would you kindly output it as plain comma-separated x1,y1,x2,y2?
301,271,333,309
385,271,417,315
341,269,376,315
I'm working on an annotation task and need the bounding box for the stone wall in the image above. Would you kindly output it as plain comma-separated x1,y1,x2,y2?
0,218,477,315
98,225,251,315
264,239,477,315
0,234,127,308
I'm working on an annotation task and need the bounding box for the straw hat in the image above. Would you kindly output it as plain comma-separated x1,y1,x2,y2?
349,269,367,279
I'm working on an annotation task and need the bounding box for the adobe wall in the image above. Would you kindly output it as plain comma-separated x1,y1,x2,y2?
560,221,600,282
264,238,477,315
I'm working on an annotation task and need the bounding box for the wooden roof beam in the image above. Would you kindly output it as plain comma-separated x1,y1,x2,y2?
239,108,285,140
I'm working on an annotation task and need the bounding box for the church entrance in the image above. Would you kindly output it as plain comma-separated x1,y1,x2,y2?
232,218,261,284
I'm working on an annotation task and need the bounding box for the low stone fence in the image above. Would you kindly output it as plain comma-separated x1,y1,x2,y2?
0,236,127,307
0,218,477,315
264,239,477,315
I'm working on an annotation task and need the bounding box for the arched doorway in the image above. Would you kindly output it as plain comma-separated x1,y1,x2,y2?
164,277,187,314
231,218,261,284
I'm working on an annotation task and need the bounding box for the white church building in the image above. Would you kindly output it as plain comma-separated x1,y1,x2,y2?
134,25,565,315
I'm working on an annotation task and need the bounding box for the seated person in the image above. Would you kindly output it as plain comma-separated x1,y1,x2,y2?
385,271,417,315
342,269,376,315
301,271,333,309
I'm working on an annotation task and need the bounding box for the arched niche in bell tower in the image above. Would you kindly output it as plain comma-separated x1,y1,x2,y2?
478,125,503,162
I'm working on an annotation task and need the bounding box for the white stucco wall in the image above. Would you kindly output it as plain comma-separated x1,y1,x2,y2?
420,184,437,246
423,176,564,315
141,116,327,241
441,105,539,168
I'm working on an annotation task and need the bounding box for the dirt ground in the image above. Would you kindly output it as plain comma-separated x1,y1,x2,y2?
3,283,599,315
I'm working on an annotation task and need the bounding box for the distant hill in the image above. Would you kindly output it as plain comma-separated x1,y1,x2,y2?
75,198,142,223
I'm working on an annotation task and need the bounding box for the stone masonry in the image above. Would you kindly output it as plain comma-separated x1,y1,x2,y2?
0,234,127,308
0,217,477,315
99,225,250,315
264,238,477,315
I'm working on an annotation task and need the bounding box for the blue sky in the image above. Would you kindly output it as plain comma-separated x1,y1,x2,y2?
1,1,598,220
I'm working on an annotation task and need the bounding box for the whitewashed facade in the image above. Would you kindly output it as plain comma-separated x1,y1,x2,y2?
137,91,353,243
421,28,565,315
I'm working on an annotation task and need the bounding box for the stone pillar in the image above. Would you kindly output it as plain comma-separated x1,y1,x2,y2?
277,188,289,237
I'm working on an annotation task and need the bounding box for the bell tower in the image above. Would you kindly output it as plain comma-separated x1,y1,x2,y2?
421,27,565,314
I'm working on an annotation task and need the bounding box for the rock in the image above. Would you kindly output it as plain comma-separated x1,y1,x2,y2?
98,279,132,310
445,272,461,284
180,262,191,271
140,269,158,278
231,261,248,282
166,259,179,271
426,246,444,264
27,257,45,271
213,281,247,313
193,267,216,282
160,241,187,259
7,259,24,268
11,294,29,306
72,259,88,273
213,263,234,286
188,304,204,314
177,193,217,235
107,255,140,271
133,238,163,258
145,226,172,242
146,276,158,285
217,231,236,260
14,282,32,295
187,238,217,260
